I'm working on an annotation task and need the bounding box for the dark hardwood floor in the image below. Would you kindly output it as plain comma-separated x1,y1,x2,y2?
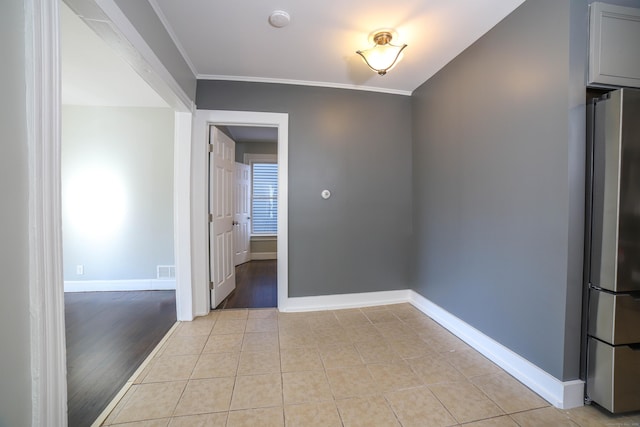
219,260,277,309
65,291,176,427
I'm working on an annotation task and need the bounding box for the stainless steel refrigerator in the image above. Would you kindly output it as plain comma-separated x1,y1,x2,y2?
585,88,640,413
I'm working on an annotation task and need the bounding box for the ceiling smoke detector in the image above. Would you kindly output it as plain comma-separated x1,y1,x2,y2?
269,10,290,28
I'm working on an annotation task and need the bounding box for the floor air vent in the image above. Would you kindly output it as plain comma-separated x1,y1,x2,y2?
156,265,176,280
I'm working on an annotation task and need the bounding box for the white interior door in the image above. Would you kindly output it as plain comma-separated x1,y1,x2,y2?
234,162,251,266
209,127,236,308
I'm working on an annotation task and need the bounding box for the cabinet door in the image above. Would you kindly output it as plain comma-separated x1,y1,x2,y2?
589,2,640,88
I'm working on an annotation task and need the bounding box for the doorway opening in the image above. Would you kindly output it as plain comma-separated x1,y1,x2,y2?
192,110,289,316
30,0,194,423
59,2,182,424
213,125,279,309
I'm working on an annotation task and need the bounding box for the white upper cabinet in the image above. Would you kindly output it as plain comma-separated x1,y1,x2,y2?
589,2,640,88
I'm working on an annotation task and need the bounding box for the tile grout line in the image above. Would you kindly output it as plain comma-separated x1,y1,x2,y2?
277,318,287,426
169,316,217,420
227,319,248,415
90,321,181,427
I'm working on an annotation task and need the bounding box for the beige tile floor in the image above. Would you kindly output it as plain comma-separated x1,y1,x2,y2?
101,304,640,427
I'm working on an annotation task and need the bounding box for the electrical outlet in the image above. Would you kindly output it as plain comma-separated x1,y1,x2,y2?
76,265,84,275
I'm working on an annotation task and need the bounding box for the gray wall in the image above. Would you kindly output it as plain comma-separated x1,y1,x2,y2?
62,106,175,282
411,0,589,381
251,239,277,254
113,0,196,102
197,82,413,297
0,1,32,425
236,141,278,163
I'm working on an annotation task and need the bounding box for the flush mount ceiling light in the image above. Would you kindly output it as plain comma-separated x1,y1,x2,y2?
356,30,407,75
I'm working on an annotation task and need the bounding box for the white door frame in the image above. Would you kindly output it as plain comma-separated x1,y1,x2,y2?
26,1,67,424
29,0,196,423
174,112,194,321
192,110,289,315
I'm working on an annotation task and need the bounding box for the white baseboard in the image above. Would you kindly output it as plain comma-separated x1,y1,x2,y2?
409,290,584,409
251,252,277,260
281,289,411,312
64,279,176,292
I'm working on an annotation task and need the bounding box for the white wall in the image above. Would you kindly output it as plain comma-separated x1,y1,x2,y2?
62,106,175,286
0,1,33,425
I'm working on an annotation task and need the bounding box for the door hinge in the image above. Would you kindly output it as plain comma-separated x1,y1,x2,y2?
209,213,213,222
208,144,214,153
209,281,214,290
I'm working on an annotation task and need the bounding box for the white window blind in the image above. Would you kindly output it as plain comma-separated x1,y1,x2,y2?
252,163,278,234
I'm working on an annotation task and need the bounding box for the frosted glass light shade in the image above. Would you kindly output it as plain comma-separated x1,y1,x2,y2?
356,31,407,75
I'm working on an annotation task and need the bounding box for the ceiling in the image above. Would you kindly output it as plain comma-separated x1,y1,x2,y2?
151,0,527,95
61,0,528,106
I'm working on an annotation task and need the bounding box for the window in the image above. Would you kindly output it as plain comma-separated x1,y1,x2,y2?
251,162,278,235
